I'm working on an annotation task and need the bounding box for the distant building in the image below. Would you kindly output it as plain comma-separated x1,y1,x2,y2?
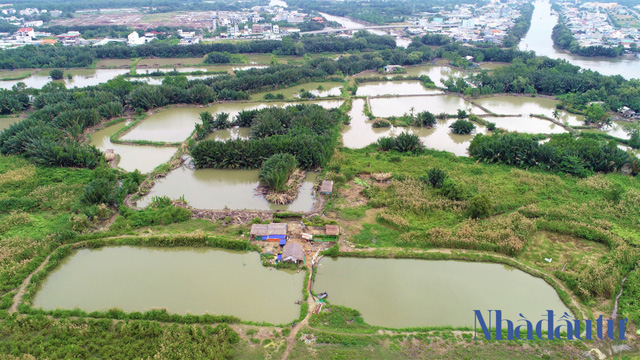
24,20,44,28
15,27,34,42
383,65,404,73
618,106,637,118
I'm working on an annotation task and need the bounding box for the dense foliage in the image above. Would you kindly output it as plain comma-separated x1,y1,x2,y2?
259,153,297,191
0,315,238,359
376,132,423,152
469,133,631,177
191,104,343,169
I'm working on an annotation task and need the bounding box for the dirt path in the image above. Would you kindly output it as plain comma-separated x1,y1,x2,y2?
281,262,316,360
8,252,53,314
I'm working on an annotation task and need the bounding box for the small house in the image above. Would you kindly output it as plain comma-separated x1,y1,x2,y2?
320,180,333,195
618,106,637,118
282,242,304,263
383,65,404,73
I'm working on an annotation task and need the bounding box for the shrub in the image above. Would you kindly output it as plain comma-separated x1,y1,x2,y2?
440,179,467,200
376,137,394,151
449,119,476,134
413,111,436,127
372,119,391,128
421,167,448,188
469,194,492,219
205,51,232,64
456,109,468,119
486,122,496,131
393,132,423,152
49,69,64,80
259,153,297,191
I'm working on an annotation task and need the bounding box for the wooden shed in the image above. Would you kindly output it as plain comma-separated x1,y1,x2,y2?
320,180,334,195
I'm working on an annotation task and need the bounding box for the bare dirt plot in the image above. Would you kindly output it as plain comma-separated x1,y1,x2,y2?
96,59,133,68
137,57,205,67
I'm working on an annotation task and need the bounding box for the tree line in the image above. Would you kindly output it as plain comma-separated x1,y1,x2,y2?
0,32,398,70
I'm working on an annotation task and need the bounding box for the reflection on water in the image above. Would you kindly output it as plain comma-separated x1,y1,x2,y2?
483,116,568,134
357,81,443,96
0,68,129,90
89,122,177,173
33,246,304,324
474,96,583,126
520,0,639,79
369,95,483,118
314,257,572,328
342,99,486,156
137,167,318,211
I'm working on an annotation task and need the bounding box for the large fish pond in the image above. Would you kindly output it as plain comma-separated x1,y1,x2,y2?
32,247,571,328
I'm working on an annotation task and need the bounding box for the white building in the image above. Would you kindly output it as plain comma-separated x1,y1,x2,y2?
15,27,34,42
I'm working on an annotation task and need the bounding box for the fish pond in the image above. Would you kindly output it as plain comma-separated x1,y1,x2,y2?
137,168,318,211
32,246,305,324
314,257,571,328
89,122,177,173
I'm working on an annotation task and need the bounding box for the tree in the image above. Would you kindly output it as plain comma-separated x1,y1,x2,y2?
259,153,297,191
449,119,476,134
585,104,611,127
469,194,492,219
49,69,64,80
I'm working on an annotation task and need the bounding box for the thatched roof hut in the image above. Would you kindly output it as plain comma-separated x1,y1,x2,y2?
282,242,304,263
250,224,269,238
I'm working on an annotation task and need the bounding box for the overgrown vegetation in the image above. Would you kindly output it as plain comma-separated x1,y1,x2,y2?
191,104,344,169
469,133,633,177
259,153,297,192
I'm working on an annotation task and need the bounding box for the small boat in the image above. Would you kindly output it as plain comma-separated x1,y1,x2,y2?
318,292,328,299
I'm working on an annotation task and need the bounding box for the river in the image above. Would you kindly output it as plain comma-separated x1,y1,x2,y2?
520,0,640,79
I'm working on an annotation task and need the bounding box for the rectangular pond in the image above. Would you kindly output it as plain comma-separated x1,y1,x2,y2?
0,68,129,90
137,167,318,211
341,99,487,156
32,246,305,324
356,81,444,96
369,95,485,118
473,96,584,126
482,116,568,134
89,122,177,173
122,100,344,143
314,257,572,328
